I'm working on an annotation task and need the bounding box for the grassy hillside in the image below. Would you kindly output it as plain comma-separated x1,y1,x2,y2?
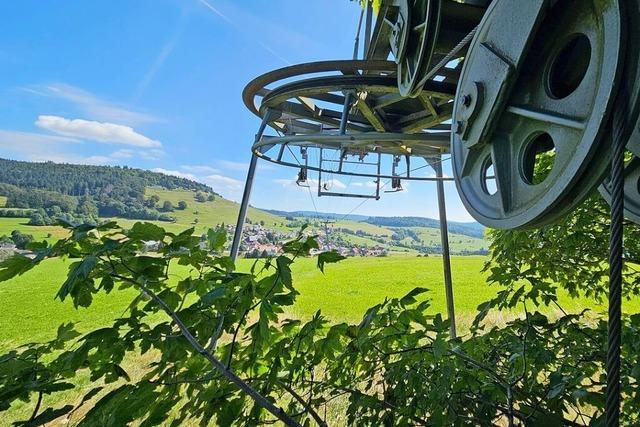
144,187,285,232
0,187,486,254
2,254,631,352
410,227,487,253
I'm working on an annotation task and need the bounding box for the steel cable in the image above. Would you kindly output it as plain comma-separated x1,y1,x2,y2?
607,100,626,427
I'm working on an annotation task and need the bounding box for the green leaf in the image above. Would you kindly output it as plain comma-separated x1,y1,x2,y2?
129,222,165,242
100,275,114,293
0,255,35,282
432,336,447,359
400,287,428,306
317,251,346,273
200,287,226,307
56,256,98,302
207,228,226,251
276,256,293,287
56,323,81,343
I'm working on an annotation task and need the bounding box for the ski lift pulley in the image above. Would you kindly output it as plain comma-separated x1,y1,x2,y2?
451,0,623,229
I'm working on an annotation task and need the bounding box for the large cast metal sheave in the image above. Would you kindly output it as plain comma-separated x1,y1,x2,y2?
451,0,623,229
448,0,640,229
239,0,640,234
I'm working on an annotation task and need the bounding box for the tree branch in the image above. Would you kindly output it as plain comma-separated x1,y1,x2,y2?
110,271,301,427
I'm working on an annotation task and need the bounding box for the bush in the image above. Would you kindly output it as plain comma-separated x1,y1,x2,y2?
161,201,174,212
10,230,33,249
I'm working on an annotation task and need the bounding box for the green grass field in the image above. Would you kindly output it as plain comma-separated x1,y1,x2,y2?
0,217,69,241
3,254,637,353
3,253,640,425
144,187,286,233
1,256,490,351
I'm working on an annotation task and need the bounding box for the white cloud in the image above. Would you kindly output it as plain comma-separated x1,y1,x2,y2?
23,83,157,125
151,168,199,181
28,152,114,166
181,164,220,174
204,174,243,189
140,149,166,160
0,129,79,146
217,159,250,171
110,149,135,159
352,181,379,189
0,128,164,165
35,115,162,148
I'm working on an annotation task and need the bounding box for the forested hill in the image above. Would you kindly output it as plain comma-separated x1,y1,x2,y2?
365,216,484,238
0,158,213,196
0,158,217,225
264,208,485,239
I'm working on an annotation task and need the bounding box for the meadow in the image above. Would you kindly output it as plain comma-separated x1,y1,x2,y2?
2,254,636,353
3,250,640,425
0,256,488,351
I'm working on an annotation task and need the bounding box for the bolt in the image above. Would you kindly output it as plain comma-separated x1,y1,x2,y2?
453,120,465,135
459,94,472,107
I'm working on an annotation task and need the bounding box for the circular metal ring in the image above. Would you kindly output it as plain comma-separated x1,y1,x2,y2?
397,0,441,97
451,0,623,229
381,0,412,65
242,60,397,117
252,132,452,181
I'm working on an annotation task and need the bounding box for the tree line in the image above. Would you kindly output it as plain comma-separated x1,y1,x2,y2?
0,158,217,224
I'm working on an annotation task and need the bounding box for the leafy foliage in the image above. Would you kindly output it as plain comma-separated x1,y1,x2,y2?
482,194,640,314
0,197,639,425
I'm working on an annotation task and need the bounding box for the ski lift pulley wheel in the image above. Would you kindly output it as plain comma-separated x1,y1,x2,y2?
392,0,487,98
397,0,441,97
383,0,411,66
451,0,623,230
596,0,640,226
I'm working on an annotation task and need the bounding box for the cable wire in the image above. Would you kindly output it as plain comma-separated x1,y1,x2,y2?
606,101,626,427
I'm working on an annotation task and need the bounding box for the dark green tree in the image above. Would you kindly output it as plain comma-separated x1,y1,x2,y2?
10,230,33,249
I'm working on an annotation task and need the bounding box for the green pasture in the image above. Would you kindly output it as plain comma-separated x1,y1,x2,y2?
1,256,489,351
0,217,69,241
3,254,638,353
3,253,640,425
144,187,287,232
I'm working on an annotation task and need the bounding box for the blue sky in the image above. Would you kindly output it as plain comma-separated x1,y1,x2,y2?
0,0,474,222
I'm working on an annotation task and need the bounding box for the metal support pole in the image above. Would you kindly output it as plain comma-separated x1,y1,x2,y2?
339,8,365,136
429,156,457,338
364,1,373,57
230,111,273,262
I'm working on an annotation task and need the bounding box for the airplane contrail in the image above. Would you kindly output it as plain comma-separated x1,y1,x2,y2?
197,0,291,65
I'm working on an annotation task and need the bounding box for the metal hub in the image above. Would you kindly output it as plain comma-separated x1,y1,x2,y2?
451,0,623,229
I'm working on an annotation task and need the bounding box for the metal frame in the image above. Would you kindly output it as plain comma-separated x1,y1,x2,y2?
231,2,459,335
